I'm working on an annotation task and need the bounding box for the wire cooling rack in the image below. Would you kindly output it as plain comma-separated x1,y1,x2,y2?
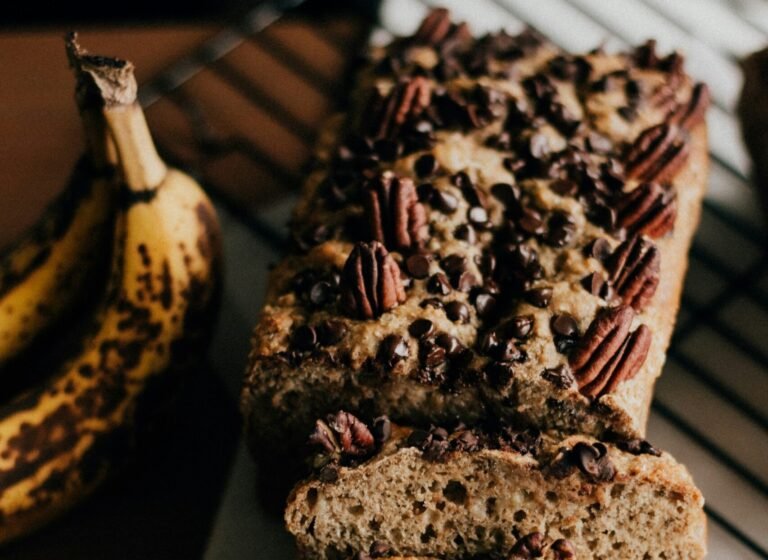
133,0,768,557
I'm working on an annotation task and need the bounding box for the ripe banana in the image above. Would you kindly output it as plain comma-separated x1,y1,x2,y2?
0,109,116,370
0,37,222,543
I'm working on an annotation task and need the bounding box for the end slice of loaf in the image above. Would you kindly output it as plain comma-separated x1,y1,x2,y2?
286,422,706,560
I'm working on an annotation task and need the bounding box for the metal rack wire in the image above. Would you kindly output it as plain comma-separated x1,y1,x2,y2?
135,1,768,557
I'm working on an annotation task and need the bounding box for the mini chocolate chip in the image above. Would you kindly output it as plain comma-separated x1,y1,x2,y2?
541,364,575,389
474,293,497,319
414,153,439,178
551,313,578,337
428,273,452,295
490,182,520,206
409,318,435,339
372,416,392,444
454,224,477,243
431,190,459,213
551,538,576,559
445,301,470,323
507,315,534,338
292,325,317,351
585,238,612,261
468,206,489,226
476,253,496,276
525,286,553,308
316,320,347,346
420,341,447,368
309,281,334,306
406,254,431,279
572,442,616,482
435,332,462,356
550,178,579,196
378,335,409,369
456,271,479,292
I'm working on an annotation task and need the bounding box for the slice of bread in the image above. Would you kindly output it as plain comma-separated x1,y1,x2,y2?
286,418,706,560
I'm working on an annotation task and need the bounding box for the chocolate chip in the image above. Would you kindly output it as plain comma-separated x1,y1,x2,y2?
485,361,514,388
456,271,479,292
468,206,489,226
585,238,612,261
419,341,447,368
518,208,545,236
525,286,553,308
435,332,463,356
510,532,544,557
551,538,576,559
406,254,431,279
292,325,317,351
368,541,391,558
618,105,637,121
431,190,459,213
454,224,477,243
582,272,608,298
616,438,661,457
372,416,392,444
378,335,410,369
409,318,435,339
490,182,520,206
478,330,500,356
572,442,616,482
445,301,470,323
550,178,578,196
503,157,526,174
541,364,575,389
551,313,578,337
507,315,534,339
427,272,452,295
474,293,497,319
441,254,468,276
318,463,339,483
316,320,347,346
414,153,439,178
495,338,523,361
416,182,434,202
309,281,334,306
420,297,444,309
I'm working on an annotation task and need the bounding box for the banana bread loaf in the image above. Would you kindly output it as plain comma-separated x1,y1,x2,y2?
242,9,709,471
286,412,706,560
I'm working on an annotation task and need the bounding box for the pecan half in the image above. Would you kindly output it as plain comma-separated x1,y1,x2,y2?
365,77,432,139
569,306,652,398
669,82,710,131
624,123,689,183
606,234,661,311
616,182,677,238
341,241,406,319
364,173,427,251
411,8,471,50
309,411,375,458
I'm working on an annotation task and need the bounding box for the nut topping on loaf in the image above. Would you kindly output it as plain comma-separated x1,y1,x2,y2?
243,7,711,479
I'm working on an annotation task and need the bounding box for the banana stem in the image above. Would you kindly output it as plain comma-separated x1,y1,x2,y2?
65,32,166,191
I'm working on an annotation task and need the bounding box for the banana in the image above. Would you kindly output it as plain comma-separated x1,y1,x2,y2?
0,104,116,370
0,37,222,543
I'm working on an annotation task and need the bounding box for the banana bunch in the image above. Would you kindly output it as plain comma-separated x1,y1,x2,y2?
0,36,222,543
